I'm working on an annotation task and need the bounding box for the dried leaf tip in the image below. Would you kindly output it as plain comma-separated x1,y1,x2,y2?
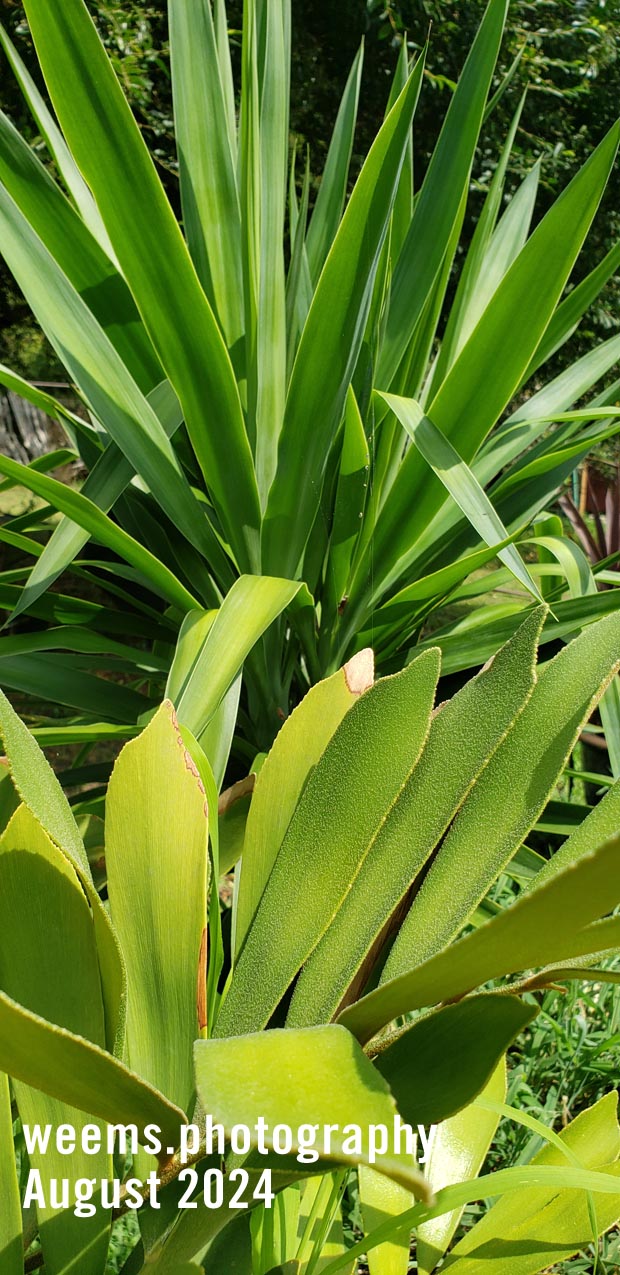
343,648,374,695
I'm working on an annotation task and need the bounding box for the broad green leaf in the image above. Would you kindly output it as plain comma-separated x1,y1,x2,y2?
287,608,542,1027
22,0,261,572
0,804,111,1273
169,0,243,345
234,647,374,956
106,702,209,1174
444,1093,620,1273
339,833,620,1045
262,55,425,578
0,452,199,615
0,688,125,1053
385,609,620,978
216,648,440,1038
359,1166,412,1275
0,1071,21,1275
378,0,508,388
380,394,542,601
416,1062,506,1275
373,995,536,1128
528,238,620,377
0,985,185,1151
171,576,307,740
306,43,364,283
194,1025,432,1199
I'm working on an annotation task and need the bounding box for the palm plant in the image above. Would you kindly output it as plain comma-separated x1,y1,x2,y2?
1,608,620,1273
0,0,620,754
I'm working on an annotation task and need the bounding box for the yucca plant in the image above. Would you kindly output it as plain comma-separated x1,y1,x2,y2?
1,0,620,752
1,607,620,1272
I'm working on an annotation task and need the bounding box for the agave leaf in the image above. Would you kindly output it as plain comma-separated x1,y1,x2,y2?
169,0,243,345
262,54,425,578
378,0,508,389
306,42,364,284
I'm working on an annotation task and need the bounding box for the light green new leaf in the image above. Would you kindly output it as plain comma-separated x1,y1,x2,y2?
0,986,185,1152
359,1166,412,1275
216,648,440,1037
339,833,620,1045
287,608,543,1027
0,1070,21,1275
416,1062,506,1275
385,608,620,978
171,576,307,739
444,1093,620,1273
22,0,261,571
0,805,110,1274
0,688,125,1053
234,646,374,956
106,702,209,1174
194,1025,432,1199
373,995,536,1129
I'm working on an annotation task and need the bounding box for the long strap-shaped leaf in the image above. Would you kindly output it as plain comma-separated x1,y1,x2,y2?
0,453,198,615
0,1070,22,1275
339,833,620,1045
363,121,620,603
385,609,620,978
0,106,160,393
22,0,261,571
286,608,543,1027
378,0,508,389
215,648,441,1038
262,54,425,578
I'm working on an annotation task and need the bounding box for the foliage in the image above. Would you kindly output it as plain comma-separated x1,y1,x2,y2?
0,0,620,757
1,609,620,1271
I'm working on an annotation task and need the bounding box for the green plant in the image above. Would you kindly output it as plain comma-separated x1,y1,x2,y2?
1,606,620,1272
1,0,620,752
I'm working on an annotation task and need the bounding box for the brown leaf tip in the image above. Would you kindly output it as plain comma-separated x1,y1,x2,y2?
343,648,374,695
